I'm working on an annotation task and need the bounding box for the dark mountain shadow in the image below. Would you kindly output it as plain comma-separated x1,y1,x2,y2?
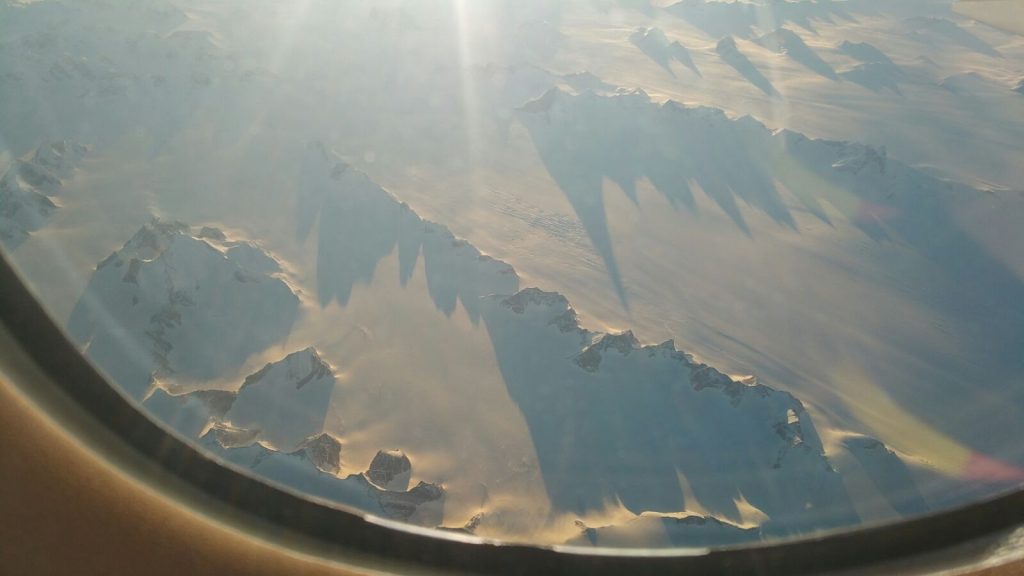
838,40,896,66
716,37,779,96
628,28,703,78
669,40,702,77
837,41,903,92
903,16,1002,58
842,436,929,517
296,142,332,243
313,168,405,307
630,27,677,76
480,290,862,536
755,28,839,81
666,0,858,38
516,90,653,308
516,90,1024,463
666,0,955,40
297,142,518,321
780,131,1024,461
515,86,1020,261
534,147,631,308
420,223,519,322
517,86,1019,249
840,63,903,94
516,88,798,259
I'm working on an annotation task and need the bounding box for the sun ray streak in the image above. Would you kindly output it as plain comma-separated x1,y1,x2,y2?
453,0,485,164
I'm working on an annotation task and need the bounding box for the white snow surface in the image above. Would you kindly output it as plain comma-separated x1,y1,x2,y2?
67,220,300,399
3,0,1023,548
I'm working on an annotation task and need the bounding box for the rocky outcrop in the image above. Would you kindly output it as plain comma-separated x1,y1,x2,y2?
367,449,413,490
200,425,444,525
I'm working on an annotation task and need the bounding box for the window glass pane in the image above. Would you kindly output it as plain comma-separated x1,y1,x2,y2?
2,0,1022,549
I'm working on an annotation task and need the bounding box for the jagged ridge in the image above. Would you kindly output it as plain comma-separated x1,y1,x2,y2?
0,140,87,248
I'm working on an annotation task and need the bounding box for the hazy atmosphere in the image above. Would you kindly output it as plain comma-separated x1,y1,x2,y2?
2,0,1023,548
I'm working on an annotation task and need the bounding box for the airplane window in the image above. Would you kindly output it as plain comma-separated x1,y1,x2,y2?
1,0,1022,570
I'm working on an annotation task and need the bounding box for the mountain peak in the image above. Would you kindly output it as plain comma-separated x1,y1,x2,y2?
839,40,894,65
225,348,335,451
690,363,782,407
120,217,191,259
832,143,887,175
575,331,642,372
756,27,804,53
297,432,343,474
238,347,333,393
500,287,573,315
717,36,739,53
596,331,641,353
70,220,301,400
366,449,413,490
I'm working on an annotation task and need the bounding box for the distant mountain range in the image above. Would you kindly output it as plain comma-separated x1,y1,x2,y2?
0,141,86,248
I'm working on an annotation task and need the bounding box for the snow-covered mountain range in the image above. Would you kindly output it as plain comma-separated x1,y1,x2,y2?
0,141,86,248
3,0,1023,550
65,142,933,543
